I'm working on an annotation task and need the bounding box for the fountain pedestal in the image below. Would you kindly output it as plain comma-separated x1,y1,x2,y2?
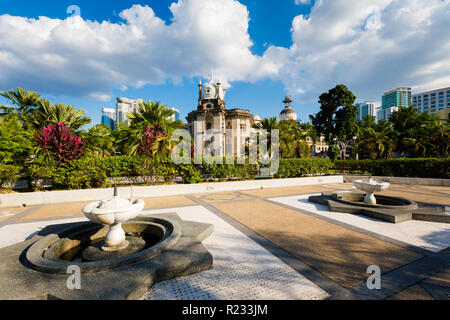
353,178,390,205
82,187,145,252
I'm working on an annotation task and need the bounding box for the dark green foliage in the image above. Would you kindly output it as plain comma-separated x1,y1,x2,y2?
19,157,332,190
0,164,22,190
275,159,332,178
334,158,450,179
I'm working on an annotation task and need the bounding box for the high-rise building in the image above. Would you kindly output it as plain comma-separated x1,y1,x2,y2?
116,97,144,125
356,101,377,122
101,108,116,130
378,87,412,121
168,107,181,121
412,87,450,115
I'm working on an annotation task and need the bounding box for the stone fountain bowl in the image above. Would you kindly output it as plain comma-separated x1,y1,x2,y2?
353,179,390,193
82,198,145,225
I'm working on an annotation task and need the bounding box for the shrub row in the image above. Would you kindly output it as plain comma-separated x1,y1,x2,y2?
334,158,450,179
0,157,332,190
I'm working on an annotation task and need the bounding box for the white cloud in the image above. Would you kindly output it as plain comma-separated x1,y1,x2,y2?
0,0,449,107
0,0,278,100
266,0,450,102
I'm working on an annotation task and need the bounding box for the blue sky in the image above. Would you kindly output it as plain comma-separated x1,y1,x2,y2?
0,0,449,127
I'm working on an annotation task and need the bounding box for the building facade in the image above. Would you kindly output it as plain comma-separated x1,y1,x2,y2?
186,80,257,157
378,87,411,121
116,97,144,126
356,101,377,122
412,87,450,115
101,108,116,130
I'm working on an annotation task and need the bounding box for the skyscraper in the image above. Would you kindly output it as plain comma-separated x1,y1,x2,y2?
356,101,377,122
378,87,411,121
101,108,116,130
116,97,144,126
412,87,450,115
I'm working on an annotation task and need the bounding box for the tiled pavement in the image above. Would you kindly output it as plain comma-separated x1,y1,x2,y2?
0,183,449,300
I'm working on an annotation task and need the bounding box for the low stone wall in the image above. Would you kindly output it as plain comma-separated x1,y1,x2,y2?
344,175,450,187
0,175,344,208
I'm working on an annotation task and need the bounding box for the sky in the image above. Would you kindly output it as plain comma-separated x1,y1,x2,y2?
0,0,449,127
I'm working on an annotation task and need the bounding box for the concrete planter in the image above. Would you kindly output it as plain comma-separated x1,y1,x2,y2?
0,175,344,208
344,175,450,187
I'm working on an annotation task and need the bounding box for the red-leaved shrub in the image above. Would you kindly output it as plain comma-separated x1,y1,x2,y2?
36,122,87,165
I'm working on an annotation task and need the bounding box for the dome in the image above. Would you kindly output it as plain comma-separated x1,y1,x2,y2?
201,81,225,100
280,106,297,121
253,114,261,121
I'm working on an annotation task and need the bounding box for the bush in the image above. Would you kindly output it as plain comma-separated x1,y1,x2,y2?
0,164,22,190
334,158,450,179
20,156,335,190
275,158,332,178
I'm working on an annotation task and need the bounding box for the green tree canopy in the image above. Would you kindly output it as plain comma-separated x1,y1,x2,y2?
310,84,358,143
0,114,33,165
30,100,91,131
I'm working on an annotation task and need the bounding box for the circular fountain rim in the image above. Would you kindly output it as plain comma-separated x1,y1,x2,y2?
25,216,181,274
331,192,418,211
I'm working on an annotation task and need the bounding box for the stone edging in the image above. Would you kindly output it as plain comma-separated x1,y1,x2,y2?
0,176,344,208
344,175,450,187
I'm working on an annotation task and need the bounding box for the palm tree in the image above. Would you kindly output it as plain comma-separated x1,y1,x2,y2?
119,100,183,157
358,127,396,159
128,101,183,134
85,124,115,157
30,100,91,131
0,88,41,126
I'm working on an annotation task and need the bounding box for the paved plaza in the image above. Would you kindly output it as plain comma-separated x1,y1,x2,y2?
0,183,449,300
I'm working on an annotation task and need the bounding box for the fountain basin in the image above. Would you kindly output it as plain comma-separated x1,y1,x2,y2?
26,216,181,274
353,178,390,205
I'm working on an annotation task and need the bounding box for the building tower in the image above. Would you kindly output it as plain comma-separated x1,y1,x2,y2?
279,95,297,121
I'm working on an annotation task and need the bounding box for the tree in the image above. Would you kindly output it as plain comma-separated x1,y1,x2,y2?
0,88,41,114
119,100,182,157
0,114,33,165
85,124,115,157
0,88,42,128
278,120,311,158
310,85,358,158
358,122,396,159
390,106,449,158
30,100,91,131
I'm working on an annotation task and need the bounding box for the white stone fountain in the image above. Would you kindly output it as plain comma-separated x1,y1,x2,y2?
353,177,390,205
82,186,145,252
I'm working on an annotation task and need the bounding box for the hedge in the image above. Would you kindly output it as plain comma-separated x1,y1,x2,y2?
0,164,22,190
275,158,332,178
333,158,450,179
9,157,332,190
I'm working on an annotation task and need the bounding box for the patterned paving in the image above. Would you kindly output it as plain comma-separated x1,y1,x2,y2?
212,199,423,288
141,206,329,300
0,182,449,300
270,194,450,253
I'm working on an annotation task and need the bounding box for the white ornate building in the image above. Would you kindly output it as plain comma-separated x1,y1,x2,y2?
186,79,259,157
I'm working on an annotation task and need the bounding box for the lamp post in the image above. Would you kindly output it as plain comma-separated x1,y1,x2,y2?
333,137,339,159
353,135,359,160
